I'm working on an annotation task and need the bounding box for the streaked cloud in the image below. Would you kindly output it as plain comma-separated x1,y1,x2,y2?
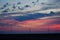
0,0,60,13
0,16,60,33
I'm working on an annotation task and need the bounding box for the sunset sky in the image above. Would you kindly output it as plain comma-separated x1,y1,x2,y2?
0,0,60,34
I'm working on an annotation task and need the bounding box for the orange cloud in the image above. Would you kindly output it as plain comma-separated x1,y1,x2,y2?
0,17,60,33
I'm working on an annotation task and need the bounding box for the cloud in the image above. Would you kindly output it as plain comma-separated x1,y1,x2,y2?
52,0,60,3
41,0,60,9
22,0,60,13
32,0,60,13
0,23,14,26
0,16,60,33
0,0,60,14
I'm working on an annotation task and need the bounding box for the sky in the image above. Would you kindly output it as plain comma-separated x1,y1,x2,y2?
0,0,60,34
0,0,60,13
